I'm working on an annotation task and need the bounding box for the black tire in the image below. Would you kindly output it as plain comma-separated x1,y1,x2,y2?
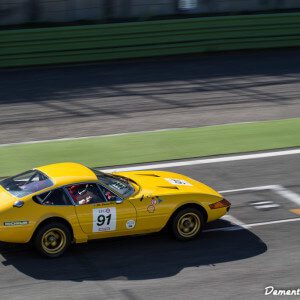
171,208,204,241
34,222,72,258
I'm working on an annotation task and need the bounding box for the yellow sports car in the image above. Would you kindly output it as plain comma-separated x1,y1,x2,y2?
0,162,230,258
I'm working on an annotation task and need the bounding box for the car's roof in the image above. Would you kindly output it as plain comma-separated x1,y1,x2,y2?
36,162,97,186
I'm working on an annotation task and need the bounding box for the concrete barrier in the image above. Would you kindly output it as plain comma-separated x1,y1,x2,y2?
0,12,299,67
1,0,300,26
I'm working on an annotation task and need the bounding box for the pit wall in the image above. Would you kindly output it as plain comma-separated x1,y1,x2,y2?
0,12,299,67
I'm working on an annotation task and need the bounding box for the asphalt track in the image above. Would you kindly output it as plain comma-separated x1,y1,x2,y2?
0,48,300,144
0,153,299,300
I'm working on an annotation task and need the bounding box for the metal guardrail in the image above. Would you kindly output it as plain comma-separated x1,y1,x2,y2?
0,12,299,68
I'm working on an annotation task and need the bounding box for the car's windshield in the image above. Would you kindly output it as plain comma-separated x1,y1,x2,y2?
92,169,135,198
1,170,53,198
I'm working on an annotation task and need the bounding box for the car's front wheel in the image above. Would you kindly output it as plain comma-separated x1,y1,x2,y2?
34,222,71,258
172,208,204,241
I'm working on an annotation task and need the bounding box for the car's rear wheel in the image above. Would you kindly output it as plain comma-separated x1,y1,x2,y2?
172,208,204,241
34,222,71,258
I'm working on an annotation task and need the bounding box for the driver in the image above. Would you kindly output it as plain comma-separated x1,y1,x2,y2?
68,184,93,205
105,190,115,201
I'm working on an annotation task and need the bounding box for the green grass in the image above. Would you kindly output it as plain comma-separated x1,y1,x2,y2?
0,118,299,176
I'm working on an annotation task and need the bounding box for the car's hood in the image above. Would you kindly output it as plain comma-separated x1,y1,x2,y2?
114,170,221,197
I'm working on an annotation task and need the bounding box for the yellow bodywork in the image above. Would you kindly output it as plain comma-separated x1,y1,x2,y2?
0,162,230,244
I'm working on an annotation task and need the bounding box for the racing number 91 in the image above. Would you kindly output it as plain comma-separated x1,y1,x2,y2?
93,207,117,232
97,214,111,226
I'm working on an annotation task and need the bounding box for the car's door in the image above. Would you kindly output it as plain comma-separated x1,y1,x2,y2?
68,183,137,238
127,194,172,233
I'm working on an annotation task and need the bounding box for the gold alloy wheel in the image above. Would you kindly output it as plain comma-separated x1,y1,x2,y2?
177,212,201,238
41,228,67,255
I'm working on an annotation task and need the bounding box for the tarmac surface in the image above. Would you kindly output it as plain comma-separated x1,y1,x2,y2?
0,153,299,299
0,48,299,144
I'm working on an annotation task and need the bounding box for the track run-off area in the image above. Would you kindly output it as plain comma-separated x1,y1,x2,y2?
0,48,300,144
0,149,299,300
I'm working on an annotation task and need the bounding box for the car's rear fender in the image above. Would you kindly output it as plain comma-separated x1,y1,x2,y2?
31,211,88,244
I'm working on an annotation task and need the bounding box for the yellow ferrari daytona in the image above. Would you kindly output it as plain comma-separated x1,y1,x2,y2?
0,162,230,257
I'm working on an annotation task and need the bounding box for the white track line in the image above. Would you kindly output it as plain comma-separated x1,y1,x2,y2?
254,204,280,209
221,214,247,228
250,201,274,205
203,217,300,233
3,118,297,147
272,185,300,206
204,185,300,232
245,217,300,227
219,185,300,207
103,149,300,172
219,185,279,194
0,128,182,148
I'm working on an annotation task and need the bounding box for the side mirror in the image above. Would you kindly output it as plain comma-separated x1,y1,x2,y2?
13,200,24,208
116,197,123,204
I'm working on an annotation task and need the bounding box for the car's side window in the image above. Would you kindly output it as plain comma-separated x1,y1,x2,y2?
34,188,71,206
66,183,106,205
98,184,119,202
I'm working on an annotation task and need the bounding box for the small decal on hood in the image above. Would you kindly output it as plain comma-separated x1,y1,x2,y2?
165,178,192,186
